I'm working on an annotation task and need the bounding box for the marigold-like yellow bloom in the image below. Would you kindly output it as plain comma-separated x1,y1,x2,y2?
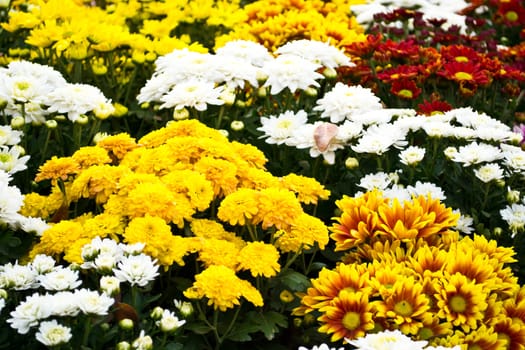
279,173,330,205
217,188,260,226
96,133,138,160
190,219,245,249
274,213,329,253
34,156,80,185
71,146,112,169
161,170,214,211
69,164,130,204
29,220,84,259
255,187,303,230
237,241,280,278
184,265,263,311
193,156,239,197
82,213,125,241
197,238,241,270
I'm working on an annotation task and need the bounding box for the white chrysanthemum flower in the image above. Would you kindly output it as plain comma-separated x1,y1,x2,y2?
18,216,50,236
213,55,259,89
258,110,309,145
450,142,503,166
420,120,456,138
30,254,56,275
215,40,273,67
358,172,393,191
0,261,39,290
137,72,175,104
113,254,159,287
120,242,145,256
0,125,23,146
453,210,474,234
81,237,123,268
407,181,446,201
0,145,30,175
298,344,344,350
94,253,118,274
156,309,186,333
0,298,4,313
50,291,81,317
7,293,53,334
501,144,525,172
132,330,153,350
100,275,120,296
394,115,425,132
38,266,82,291
452,126,477,140
174,299,194,317
346,329,428,350
399,146,425,166
45,83,113,122
35,320,72,347
262,54,324,95
0,183,25,226
382,185,412,203
159,80,224,111
6,61,66,87
474,163,504,183
313,83,382,123
351,123,408,155
275,39,354,69
500,203,525,237
286,122,346,164
425,346,462,350
336,120,363,142
74,289,115,316
158,50,220,82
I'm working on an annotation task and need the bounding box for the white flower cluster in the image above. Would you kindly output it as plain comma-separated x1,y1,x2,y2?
80,237,159,288
347,329,462,350
0,125,49,235
0,60,115,125
137,39,354,111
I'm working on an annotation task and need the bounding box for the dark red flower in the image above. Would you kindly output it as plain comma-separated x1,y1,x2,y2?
437,61,491,86
494,0,525,26
390,80,422,100
416,99,453,116
377,64,420,83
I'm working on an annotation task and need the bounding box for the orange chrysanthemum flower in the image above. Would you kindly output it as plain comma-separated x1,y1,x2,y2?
34,156,80,185
318,291,376,342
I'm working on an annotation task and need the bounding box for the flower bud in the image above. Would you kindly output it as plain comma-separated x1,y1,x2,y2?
257,87,267,98
150,306,164,320
118,318,134,331
304,87,318,97
493,227,503,236
76,115,89,125
443,146,458,160
322,66,338,79
45,119,58,129
145,52,157,62
219,129,229,138
220,88,236,106
100,276,120,296
112,103,128,118
93,132,109,144
230,120,244,131
12,145,26,156
0,289,7,300
0,98,7,109
279,290,294,303
173,108,190,120
140,102,150,109
345,157,359,170
116,341,131,350
10,116,25,129
507,189,521,204
235,100,246,108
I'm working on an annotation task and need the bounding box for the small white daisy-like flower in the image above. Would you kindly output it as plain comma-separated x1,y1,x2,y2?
262,54,324,95
450,141,503,166
156,309,186,333
7,293,53,334
313,83,382,123
453,210,474,234
30,254,56,275
113,254,159,287
0,145,30,175
501,144,525,172
275,39,354,69
100,275,120,296
399,145,425,166
258,110,309,145
132,330,153,350
17,216,50,236
74,288,115,316
406,181,446,201
38,266,82,291
346,329,428,350
0,125,23,146
159,79,224,111
215,40,273,67
500,203,525,237
474,163,505,183
0,261,39,290
35,320,72,347
357,172,393,191
298,344,344,350
351,123,408,155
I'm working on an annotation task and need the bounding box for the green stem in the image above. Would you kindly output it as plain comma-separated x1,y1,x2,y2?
81,316,92,347
218,305,242,345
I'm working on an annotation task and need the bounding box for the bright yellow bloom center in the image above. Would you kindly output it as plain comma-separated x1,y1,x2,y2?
342,311,361,330
394,300,413,317
506,11,519,22
454,72,473,81
449,295,467,313
398,89,413,99
15,81,30,91
455,56,469,63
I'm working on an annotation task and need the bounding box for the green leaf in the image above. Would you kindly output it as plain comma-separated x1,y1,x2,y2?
185,321,213,335
247,311,288,340
276,270,310,291
225,322,260,342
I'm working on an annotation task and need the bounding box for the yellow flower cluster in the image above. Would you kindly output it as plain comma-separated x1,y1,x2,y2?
24,119,330,311
294,190,525,349
214,0,368,51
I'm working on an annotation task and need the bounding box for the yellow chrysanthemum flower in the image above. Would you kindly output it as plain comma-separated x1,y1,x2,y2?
217,188,260,226
161,170,214,211
237,241,281,278
190,219,246,249
69,164,131,204
318,290,375,342
96,133,138,160
71,146,112,169
34,156,80,185
255,187,303,230
184,265,263,311
492,316,525,350
274,213,329,253
279,173,330,205
29,220,84,259
193,156,239,197
436,272,489,333
82,213,125,241
197,238,241,270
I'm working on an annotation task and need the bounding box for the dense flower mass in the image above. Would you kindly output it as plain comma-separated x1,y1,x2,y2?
0,0,524,349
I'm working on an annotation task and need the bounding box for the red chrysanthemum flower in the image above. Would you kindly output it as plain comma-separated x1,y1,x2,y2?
390,80,422,100
440,45,482,64
495,0,525,26
438,61,491,86
416,99,453,116
377,64,420,83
